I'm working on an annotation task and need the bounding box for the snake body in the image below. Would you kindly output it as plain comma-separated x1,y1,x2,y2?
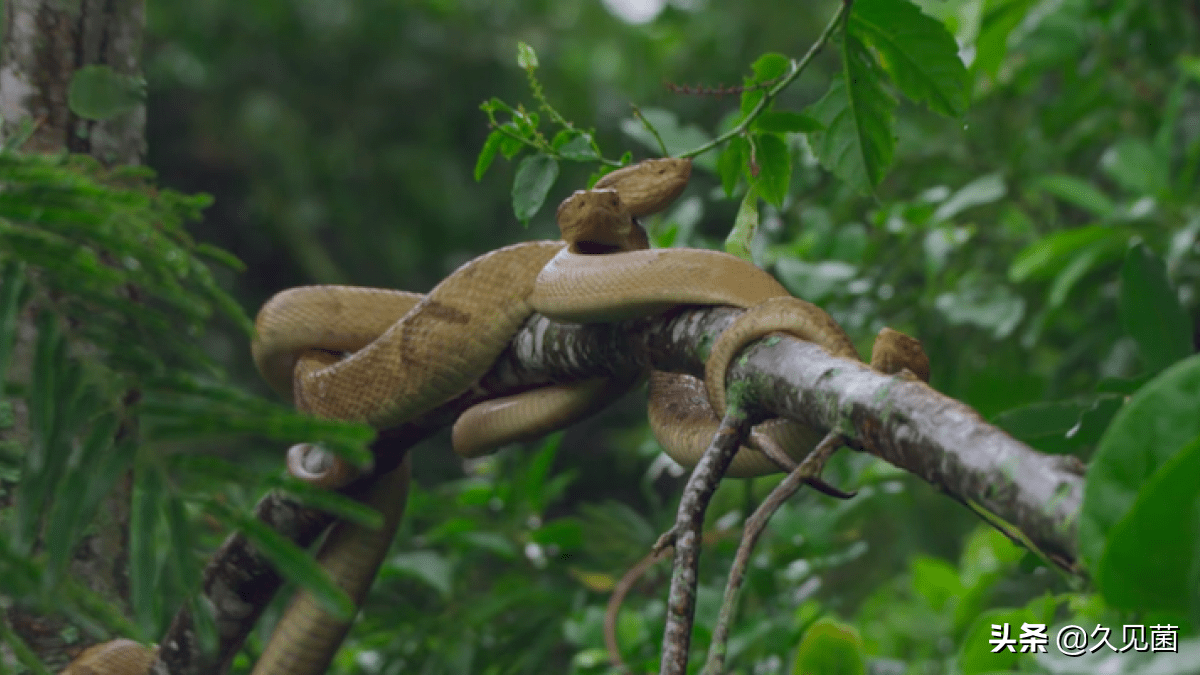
62,157,929,674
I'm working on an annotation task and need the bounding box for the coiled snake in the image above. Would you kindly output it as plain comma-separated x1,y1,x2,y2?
62,158,928,674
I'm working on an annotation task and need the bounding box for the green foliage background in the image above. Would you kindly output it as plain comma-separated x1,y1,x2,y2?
2,0,1200,673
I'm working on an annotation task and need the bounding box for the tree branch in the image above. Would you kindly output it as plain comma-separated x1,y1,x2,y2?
170,301,1083,672
493,306,1085,569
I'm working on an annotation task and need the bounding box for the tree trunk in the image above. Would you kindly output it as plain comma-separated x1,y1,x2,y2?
1,0,146,669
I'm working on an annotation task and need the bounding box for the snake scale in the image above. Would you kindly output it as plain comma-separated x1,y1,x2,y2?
61,158,929,674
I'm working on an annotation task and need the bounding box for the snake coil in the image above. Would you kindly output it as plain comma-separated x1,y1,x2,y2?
61,157,928,674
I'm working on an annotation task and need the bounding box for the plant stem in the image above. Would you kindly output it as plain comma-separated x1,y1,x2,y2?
678,0,849,160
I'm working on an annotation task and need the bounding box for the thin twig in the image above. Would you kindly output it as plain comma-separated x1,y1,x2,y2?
605,546,672,674
702,431,844,674
658,407,755,675
631,104,669,157
679,1,849,160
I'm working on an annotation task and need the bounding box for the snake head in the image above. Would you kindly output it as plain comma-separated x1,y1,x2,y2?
556,188,639,253
593,157,692,217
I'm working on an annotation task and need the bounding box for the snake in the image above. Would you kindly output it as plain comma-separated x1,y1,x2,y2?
61,157,929,674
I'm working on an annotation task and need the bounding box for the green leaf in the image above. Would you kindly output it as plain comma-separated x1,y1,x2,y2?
498,129,524,160
68,65,145,121
480,97,514,115
475,130,504,181
552,131,598,160
933,281,1025,340
130,461,164,636
516,42,539,70
511,155,558,224
993,396,1121,454
750,52,789,84
1008,225,1124,282
1100,138,1170,196
1097,434,1200,615
529,518,584,551
850,0,971,117
522,433,563,514
381,551,453,599
0,261,29,387
792,618,866,675
753,110,822,134
1119,244,1191,374
1046,241,1121,308
1035,174,1116,217
752,133,790,208
619,108,712,161
808,41,897,194
165,495,201,605
725,187,758,261
973,0,1032,82
1079,355,1200,572
717,136,747,198
958,608,1030,674
931,173,1006,223
776,259,858,303
740,88,765,118
43,413,121,583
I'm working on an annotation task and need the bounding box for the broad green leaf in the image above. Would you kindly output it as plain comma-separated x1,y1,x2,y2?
973,0,1033,82
1046,241,1124,309
1079,355,1200,572
808,39,897,193
68,65,144,121
934,282,1024,339
498,124,524,159
932,173,1006,223
958,608,1030,674
750,52,789,83
725,187,758,261
910,556,963,611
381,551,453,599
511,154,558,224
717,136,747,198
792,618,866,675
993,400,1095,441
1118,244,1191,374
1097,434,1200,615
530,518,585,551
850,0,971,117
993,395,1121,454
552,132,598,161
752,132,790,208
1100,138,1170,196
1181,55,1200,84
741,88,765,118
1035,174,1116,217
776,259,857,303
474,130,504,181
753,111,822,134
1008,225,1123,282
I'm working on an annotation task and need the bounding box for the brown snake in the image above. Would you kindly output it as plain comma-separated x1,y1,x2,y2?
62,158,928,674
